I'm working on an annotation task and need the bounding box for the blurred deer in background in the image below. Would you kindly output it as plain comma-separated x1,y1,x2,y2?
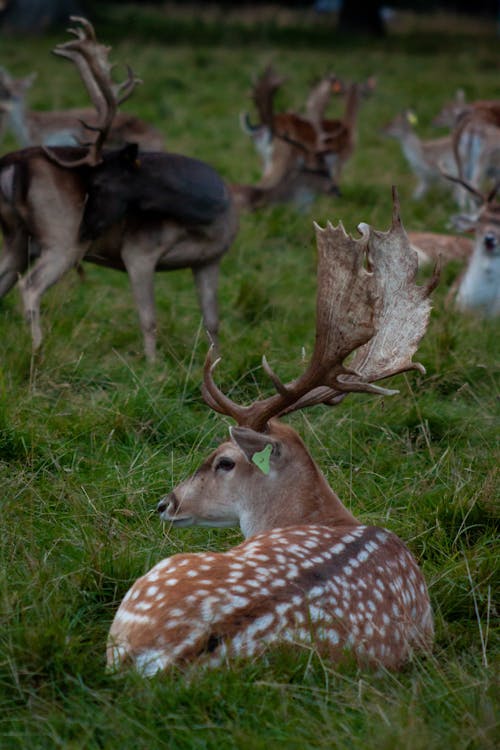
407,231,472,268
234,67,338,209
0,65,166,151
0,18,238,361
451,101,500,209
234,67,368,209
382,109,460,201
432,89,467,129
432,93,500,208
107,189,437,676
443,173,500,315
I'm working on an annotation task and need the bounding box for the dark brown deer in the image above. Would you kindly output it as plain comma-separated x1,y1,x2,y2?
107,189,437,676
0,65,166,152
0,18,238,361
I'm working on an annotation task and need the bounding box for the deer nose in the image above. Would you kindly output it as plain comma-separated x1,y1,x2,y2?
157,493,178,516
484,233,497,252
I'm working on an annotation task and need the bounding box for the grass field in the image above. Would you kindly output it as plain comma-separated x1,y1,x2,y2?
0,5,498,748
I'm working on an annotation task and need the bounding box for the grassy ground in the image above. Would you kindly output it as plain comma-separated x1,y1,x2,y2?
0,6,499,749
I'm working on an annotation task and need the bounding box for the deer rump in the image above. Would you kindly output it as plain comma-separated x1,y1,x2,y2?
79,145,231,241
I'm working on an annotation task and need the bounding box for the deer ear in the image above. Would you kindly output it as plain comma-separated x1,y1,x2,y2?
229,427,281,473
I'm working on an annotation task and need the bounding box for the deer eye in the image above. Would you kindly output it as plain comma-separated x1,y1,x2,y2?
215,457,235,472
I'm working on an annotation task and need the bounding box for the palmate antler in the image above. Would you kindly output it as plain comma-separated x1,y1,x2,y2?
44,16,140,168
250,65,287,128
305,73,345,131
202,188,439,432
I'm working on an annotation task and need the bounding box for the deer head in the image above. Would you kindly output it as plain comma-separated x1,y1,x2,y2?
158,188,438,538
382,109,418,139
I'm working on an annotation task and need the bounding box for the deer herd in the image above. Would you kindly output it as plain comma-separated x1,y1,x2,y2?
0,18,498,676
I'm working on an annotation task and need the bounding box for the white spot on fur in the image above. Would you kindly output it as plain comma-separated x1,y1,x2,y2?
114,609,152,626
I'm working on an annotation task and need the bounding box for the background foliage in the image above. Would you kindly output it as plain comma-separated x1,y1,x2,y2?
0,7,498,749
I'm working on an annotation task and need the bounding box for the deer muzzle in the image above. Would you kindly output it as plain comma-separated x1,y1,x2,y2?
157,492,193,526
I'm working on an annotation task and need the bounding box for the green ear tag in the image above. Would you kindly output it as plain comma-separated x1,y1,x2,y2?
252,444,272,475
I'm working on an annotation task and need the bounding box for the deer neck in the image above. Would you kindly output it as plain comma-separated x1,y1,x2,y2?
399,130,427,171
8,99,32,147
239,459,359,539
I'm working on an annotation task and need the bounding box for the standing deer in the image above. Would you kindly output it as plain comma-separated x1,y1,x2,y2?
0,65,166,151
0,19,238,361
382,109,460,201
107,189,437,676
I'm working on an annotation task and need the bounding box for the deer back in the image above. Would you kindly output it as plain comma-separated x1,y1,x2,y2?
108,522,433,675
79,145,232,241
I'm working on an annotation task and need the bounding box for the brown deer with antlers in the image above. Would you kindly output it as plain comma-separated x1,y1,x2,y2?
107,189,437,676
0,65,166,151
0,19,237,361
234,67,366,209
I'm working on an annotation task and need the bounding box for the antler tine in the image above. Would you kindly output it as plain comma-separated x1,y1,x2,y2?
65,15,97,42
201,346,249,421
114,65,142,105
486,179,500,204
437,162,485,205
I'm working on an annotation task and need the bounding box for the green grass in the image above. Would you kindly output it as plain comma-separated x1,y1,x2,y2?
0,7,499,749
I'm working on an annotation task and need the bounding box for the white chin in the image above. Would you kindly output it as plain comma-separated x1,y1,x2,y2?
161,515,194,527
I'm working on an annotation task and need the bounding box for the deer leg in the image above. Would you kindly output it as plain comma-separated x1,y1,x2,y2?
192,261,220,350
121,245,158,362
18,245,84,351
0,228,30,298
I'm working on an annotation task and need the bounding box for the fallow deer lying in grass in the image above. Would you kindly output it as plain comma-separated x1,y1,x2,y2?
234,67,365,209
0,65,166,151
0,18,238,362
442,173,500,315
407,231,472,268
107,188,437,676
